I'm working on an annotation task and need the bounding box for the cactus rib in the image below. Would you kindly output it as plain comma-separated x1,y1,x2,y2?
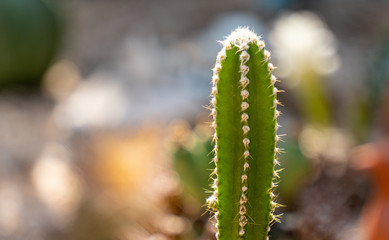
207,27,283,240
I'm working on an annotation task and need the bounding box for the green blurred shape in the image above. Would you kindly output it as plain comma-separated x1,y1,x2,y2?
297,71,331,127
0,0,62,90
173,136,213,203
278,140,310,203
349,33,389,143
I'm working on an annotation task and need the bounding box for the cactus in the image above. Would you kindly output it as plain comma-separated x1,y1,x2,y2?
173,131,213,203
207,27,283,240
0,0,62,90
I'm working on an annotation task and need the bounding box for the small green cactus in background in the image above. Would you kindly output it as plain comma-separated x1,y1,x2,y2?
0,0,62,90
207,27,283,240
173,130,213,203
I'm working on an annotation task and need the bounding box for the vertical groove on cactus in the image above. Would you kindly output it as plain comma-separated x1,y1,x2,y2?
207,27,283,240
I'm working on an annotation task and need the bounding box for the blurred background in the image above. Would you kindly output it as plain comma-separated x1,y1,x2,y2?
0,0,389,239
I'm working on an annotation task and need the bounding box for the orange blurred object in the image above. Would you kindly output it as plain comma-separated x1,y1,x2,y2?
352,138,389,240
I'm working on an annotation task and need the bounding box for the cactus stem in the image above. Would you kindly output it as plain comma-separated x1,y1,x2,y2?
208,27,283,240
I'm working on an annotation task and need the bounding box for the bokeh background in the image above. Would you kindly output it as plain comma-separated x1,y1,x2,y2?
1,0,389,239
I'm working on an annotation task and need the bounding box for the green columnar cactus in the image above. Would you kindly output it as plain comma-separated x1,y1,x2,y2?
207,27,283,240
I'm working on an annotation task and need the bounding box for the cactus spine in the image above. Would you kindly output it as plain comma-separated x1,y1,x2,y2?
207,27,283,240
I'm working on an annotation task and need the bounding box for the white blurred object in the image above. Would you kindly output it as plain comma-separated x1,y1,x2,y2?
54,71,127,129
299,125,353,176
31,143,82,225
271,11,340,87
